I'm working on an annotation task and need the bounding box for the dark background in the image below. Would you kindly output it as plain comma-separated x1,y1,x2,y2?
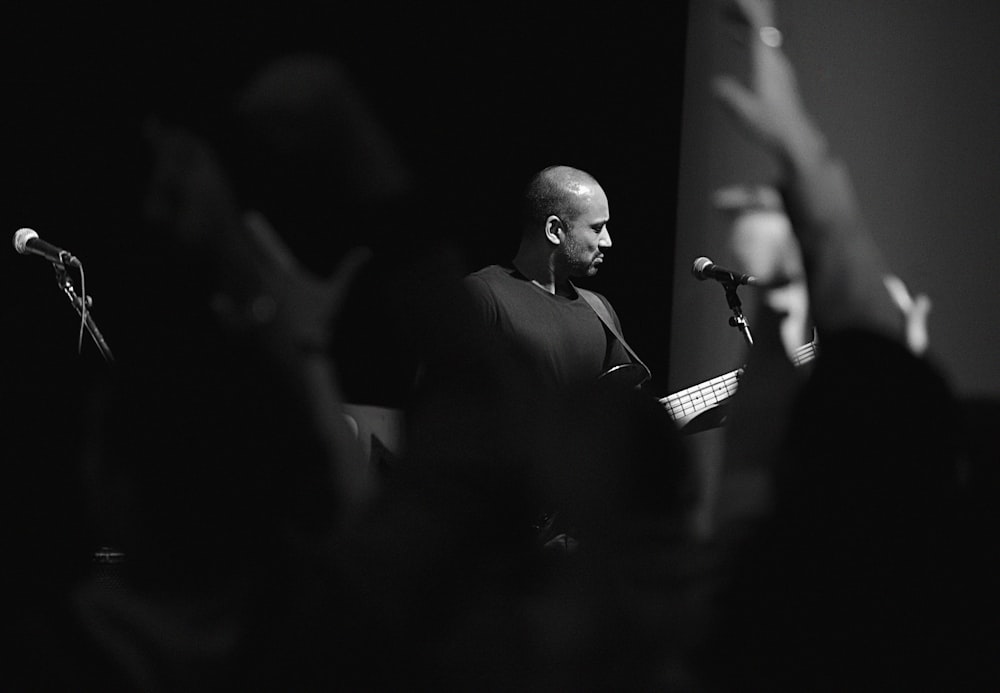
6,4,690,391
2,1,692,610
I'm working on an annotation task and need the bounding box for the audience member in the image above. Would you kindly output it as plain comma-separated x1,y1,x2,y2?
696,0,979,688
52,52,427,690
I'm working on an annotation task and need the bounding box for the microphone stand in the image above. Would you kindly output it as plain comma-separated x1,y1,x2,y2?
721,279,754,347
52,261,115,365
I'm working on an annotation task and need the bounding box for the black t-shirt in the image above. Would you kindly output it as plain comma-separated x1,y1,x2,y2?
462,265,631,390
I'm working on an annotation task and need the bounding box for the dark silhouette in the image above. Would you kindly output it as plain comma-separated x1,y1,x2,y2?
695,0,983,689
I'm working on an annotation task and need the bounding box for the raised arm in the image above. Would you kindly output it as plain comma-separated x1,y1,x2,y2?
143,120,376,519
712,0,927,349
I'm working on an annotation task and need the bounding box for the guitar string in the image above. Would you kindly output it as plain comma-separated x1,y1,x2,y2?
662,339,818,420
664,375,738,417
662,371,741,418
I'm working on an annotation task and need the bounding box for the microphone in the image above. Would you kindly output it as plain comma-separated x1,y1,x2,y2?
691,256,757,286
12,228,81,268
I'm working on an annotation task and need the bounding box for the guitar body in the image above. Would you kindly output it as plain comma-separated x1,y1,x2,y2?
597,362,652,391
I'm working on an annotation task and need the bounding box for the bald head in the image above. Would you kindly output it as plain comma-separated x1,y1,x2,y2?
513,165,612,286
521,165,603,238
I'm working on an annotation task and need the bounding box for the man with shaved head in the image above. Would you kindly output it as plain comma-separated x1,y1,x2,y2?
427,164,672,554
461,165,642,391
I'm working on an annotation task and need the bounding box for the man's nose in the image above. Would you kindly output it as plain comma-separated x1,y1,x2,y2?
599,228,612,247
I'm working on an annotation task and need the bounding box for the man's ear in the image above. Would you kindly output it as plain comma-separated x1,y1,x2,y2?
544,215,565,244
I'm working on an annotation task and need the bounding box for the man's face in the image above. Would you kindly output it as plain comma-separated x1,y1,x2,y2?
558,184,612,278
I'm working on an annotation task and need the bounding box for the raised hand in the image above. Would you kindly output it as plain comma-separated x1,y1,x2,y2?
143,118,377,513
883,275,932,356
711,0,826,166
144,118,371,367
223,209,372,368
711,0,925,349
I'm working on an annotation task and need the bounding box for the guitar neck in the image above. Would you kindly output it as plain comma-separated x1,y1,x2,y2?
660,338,818,428
659,368,743,427
790,339,817,368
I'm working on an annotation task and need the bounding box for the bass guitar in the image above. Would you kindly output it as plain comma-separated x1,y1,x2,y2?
600,339,819,433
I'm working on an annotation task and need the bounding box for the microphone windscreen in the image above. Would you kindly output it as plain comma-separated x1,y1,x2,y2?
691,256,713,279
13,227,38,254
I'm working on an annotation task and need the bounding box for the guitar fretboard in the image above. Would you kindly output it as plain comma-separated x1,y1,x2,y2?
659,338,818,426
658,369,742,423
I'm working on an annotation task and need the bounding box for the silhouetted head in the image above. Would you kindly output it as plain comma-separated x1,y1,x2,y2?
225,53,413,273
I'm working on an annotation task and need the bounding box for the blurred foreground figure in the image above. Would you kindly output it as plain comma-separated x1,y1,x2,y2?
57,53,438,690
695,1,981,690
